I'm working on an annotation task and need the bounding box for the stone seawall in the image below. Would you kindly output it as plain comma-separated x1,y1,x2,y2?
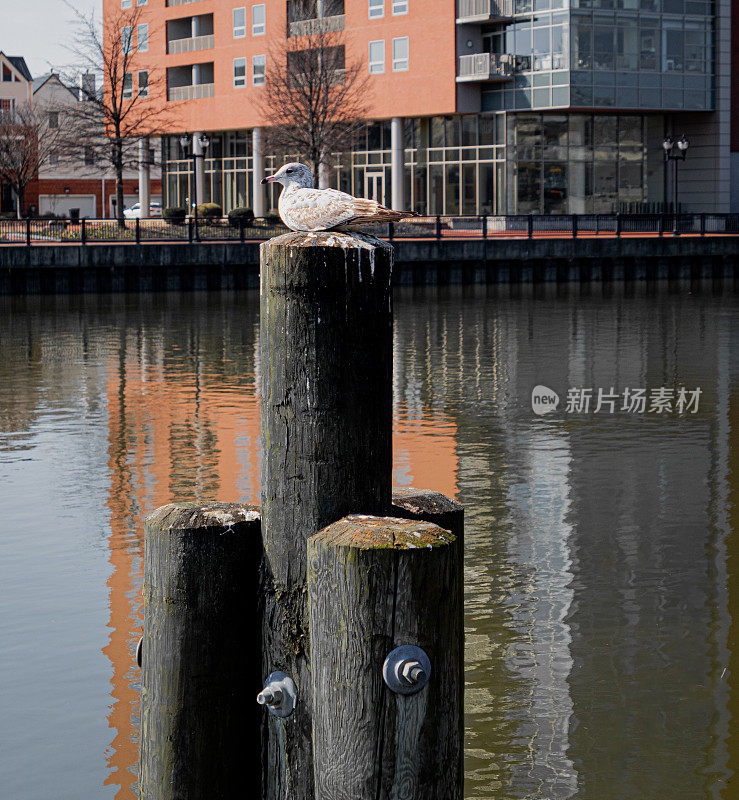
1,237,737,294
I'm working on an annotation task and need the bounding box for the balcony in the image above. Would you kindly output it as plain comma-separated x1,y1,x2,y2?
168,34,214,54
288,14,345,37
456,53,513,82
456,0,513,22
168,83,214,100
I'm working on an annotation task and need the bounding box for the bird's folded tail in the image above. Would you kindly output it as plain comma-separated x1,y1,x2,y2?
333,201,420,229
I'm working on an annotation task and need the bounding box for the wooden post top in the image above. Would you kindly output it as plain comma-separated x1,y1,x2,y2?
391,487,463,517
311,514,456,551
261,230,393,252
145,501,261,530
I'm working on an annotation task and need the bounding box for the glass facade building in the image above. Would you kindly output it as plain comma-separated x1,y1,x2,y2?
157,0,727,215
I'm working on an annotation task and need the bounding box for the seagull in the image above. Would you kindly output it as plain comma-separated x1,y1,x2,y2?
261,162,417,232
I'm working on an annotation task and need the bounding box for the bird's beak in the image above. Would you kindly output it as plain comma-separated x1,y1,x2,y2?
261,176,275,184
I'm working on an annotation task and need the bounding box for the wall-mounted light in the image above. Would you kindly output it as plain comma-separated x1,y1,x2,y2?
64,187,70,195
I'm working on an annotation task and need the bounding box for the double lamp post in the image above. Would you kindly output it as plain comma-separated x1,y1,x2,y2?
662,134,690,217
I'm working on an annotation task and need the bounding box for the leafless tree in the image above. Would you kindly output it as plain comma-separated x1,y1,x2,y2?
260,22,370,188
0,102,70,218
60,2,172,226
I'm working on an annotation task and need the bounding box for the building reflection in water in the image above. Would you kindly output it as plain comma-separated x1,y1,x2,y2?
1,286,738,800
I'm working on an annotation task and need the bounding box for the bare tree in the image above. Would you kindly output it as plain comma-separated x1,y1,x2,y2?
0,102,70,218
60,2,172,226
260,22,370,188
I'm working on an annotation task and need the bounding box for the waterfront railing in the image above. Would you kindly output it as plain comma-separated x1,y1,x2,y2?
2,213,739,246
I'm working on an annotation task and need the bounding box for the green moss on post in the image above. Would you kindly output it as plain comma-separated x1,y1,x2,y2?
308,515,463,800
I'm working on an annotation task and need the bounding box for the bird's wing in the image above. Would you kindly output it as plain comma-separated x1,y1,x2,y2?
282,188,384,230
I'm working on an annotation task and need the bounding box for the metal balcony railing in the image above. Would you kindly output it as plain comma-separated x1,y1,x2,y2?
167,34,215,55
165,0,205,6
168,83,215,101
456,53,513,81
456,0,514,22
288,14,345,36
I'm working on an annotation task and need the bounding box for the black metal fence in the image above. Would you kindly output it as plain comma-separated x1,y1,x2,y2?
2,213,739,245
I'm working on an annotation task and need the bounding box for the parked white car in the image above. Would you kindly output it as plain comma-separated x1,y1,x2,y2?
123,201,162,219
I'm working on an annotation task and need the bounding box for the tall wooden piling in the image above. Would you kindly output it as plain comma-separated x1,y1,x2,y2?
138,501,263,800
308,515,464,799
259,231,394,799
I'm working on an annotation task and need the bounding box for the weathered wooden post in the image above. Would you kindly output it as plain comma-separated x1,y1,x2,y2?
138,501,263,800
308,514,463,799
260,231,394,799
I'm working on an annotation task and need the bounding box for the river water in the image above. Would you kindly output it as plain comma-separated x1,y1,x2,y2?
1,284,737,800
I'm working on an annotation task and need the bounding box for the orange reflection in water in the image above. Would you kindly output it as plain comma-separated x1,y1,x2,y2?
101,354,458,799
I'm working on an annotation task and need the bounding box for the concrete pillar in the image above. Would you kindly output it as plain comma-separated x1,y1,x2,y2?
193,131,205,208
391,116,404,211
139,136,151,218
192,15,200,38
252,127,265,217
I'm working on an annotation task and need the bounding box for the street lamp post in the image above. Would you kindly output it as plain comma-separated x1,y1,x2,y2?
179,133,210,236
663,134,690,235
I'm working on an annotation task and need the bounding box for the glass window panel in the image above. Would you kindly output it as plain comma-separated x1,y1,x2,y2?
516,162,541,213
392,0,409,13
137,24,148,52
618,162,643,203
664,29,684,71
479,116,495,145
461,115,478,146
234,57,247,87
368,40,385,73
428,164,444,215
413,164,427,213
663,0,683,11
392,36,409,71
572,22,592,69
543,115,568,158
233,8,246,38
138,70,149,96
593,116,617,158
369,0,384,18
252,54,266,85
252,5,266,36
639,28,659,70
593,162,617,211
552,86,569,105
479,163,494,214
462,164,476,214
593,27,615,69
515,114,542,160
444,117,460,147
543,162,567,213
616,27,638,70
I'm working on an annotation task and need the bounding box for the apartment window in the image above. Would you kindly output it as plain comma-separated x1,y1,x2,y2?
234,57,247,87
121,0,132,7
138,70,149,96
138,23,149,52
392,0,408,12
368,40,385,73
369,0,384,18
50,152,59,166
84,146,95,166
253,54,266,85
122,26,133,54
123,72,133,98
233,7,246,38
136,0,148,5
252,4,266,35
0,99,12,114
48,111,59,129
392,36,409,71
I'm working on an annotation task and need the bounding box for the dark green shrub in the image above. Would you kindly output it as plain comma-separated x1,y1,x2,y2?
197,202,222,219
228,206,255,228
163,206,186,224
262,214,282,225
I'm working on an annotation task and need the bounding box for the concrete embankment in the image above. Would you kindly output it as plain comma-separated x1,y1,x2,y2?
1,237,737,294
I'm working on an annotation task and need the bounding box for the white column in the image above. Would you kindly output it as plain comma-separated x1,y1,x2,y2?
139,136,151,217
193,131,205,208
252,127,265,216
318,152,330,189
391,116,404,211
192,15,200,38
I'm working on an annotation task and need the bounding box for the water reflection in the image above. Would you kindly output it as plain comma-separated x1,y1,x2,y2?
0,284,737,800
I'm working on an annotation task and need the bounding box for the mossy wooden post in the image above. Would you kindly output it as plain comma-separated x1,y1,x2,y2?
260,231,394,799
138,501,263,800
308,515,464,799
391,487,464,549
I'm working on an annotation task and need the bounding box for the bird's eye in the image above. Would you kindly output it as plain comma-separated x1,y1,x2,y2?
285,168,293,173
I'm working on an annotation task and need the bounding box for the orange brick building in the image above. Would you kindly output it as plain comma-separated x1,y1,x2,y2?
103,0,729,215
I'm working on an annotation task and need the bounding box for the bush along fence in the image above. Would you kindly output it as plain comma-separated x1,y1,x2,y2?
137,231,465,800
4,212,739,246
